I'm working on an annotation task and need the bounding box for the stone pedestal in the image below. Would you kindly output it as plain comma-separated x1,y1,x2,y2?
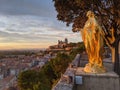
74,67,120,90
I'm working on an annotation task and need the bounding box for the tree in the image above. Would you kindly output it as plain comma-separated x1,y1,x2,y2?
51,53,70,77
18,70,51,90
42,62,57,83
69,42,85,60
18,70,39,90
53,0,120,75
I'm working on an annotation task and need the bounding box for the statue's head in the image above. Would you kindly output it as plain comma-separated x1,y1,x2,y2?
86,11,95,18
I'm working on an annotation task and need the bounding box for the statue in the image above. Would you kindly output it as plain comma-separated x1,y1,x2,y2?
81,11,106,73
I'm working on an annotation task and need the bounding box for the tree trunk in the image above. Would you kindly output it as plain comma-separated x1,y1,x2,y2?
114,38,120,76
111,47,115,63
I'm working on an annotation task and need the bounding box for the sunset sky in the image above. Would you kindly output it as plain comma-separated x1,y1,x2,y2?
0,0,82,50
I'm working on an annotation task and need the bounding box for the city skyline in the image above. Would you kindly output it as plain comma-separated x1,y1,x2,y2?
0,0,82,50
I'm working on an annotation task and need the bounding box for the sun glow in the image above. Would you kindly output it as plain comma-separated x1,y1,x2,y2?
0,42,55,50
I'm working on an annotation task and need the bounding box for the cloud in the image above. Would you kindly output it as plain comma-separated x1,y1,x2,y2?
0,0,56,17
0,15,81,44
0,0,82,49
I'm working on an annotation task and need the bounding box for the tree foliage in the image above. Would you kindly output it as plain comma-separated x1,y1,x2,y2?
17,53,72,90
18,70,39,90
50,53,70,77
53,0,120,32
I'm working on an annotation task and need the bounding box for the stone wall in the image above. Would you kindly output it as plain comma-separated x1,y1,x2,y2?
74,67,120,90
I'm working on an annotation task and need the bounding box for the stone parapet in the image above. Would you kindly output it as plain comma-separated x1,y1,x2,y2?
74,67,120,90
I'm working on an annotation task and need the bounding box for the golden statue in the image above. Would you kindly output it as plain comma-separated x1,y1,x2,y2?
81,11,106,73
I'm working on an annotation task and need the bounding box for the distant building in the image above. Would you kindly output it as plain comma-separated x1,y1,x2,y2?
58,38,68,48
49,38,68,50
65,38,68,44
